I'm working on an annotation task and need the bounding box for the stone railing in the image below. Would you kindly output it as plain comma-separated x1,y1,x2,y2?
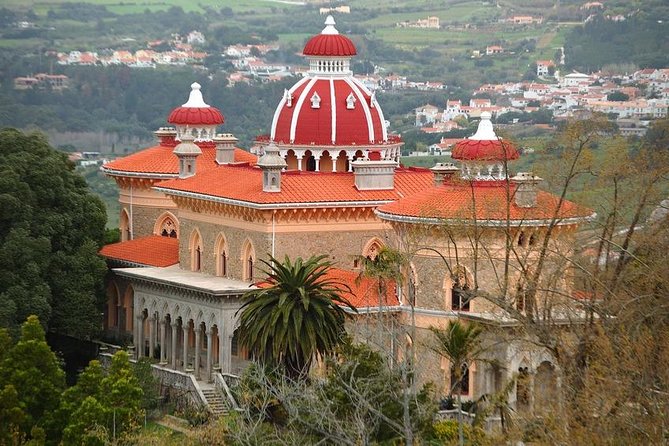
213,372,241,412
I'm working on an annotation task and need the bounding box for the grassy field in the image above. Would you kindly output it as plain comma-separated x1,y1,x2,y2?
7,0,300,14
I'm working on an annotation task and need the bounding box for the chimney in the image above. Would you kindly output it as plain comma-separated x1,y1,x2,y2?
257,142,287,192
154,127,177,147
214,133,238,164
430,162,460,186
352,150,397,190
511,172,542,207
173,133,201,179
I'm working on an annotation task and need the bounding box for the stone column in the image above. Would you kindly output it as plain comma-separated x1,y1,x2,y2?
528,371,536,414
297,156,303,171
224,334,233,374
135,315,144,358
148,315,155,359
314,155,321,172
171,321,178,369
347,154,354,172
183,323,190,371
206,329,213,382
194,326,202,379
159,319,167,364
218,329,227,374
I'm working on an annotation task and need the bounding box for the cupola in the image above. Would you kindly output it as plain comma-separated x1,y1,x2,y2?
173,132,201,179
451,112,519,181
167,82,224,143
263,16,402,172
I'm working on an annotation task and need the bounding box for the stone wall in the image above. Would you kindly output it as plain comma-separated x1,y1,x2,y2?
122,205,167,239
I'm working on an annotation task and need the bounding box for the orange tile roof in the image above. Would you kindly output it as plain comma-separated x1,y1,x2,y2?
255,267,399,309
155,165,434,205
102,145,257,177
377,180,593,224
100,235,179,267
328,267,400,309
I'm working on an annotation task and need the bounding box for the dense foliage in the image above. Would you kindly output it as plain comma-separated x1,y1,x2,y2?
0,129,107,338
564,14,669,71
0,316,150,445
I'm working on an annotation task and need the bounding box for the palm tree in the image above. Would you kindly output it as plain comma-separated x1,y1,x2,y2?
429,320,484,446
237,254,356,379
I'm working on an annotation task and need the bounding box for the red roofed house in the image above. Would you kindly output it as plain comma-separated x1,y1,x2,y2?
100,17,592,413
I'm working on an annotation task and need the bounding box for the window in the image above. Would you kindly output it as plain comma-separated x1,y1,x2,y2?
195,247,201,271
450,363,470,395
451,267,472,311
220,252,227,276
518,231,526,247
189,230,202,272
159,217,177,238
242,240,256,282
247,256,254,282
231,330,239,356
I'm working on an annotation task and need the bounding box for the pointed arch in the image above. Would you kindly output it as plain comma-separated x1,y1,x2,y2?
214,232,228,277
120,208,131,241
123,284,134,332
447,265,474,311
154,211,179,238
241,238,256,282
189,228,203,272
362,237,385,261
105,281,120,330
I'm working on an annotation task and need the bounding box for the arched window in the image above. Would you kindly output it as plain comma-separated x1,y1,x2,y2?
518,231,526,247
516,366,530,411
450,363,470,395
155,212,179,238
215,233,228,277
120,209,131,242
451,266,473,311
189,229,203,272
242,240,256,282
362,238,384,262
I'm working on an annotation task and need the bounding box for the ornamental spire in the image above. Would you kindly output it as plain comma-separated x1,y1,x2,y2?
182,82,210,108
469,111,497,141
322,15,339,35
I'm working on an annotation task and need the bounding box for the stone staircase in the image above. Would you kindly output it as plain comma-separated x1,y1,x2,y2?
201,388,228,417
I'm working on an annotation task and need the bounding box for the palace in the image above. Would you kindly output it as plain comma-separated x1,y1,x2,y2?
100,16,592,413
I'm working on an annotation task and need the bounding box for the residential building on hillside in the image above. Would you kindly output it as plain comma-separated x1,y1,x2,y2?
99,17,593,415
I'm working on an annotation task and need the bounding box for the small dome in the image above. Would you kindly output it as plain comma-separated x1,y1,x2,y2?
451,112,519,161
173,133,202,156
303,16,357,57
167,82,224,126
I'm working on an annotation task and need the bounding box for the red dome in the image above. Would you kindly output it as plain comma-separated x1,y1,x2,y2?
451,139,519,161
303,34,357,57
167,106,224,126
270,77,387,146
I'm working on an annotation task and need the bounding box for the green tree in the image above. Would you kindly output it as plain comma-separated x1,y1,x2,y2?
237,255,356,379
0,315,65,443
0,129,107,338
607,91,629,102
429,321,484,446
61,351,144,444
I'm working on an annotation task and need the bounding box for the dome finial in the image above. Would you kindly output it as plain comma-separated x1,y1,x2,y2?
322,15,339,35
182,82,210,108
469,111,497,141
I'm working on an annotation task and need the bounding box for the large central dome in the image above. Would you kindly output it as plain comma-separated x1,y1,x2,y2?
270,16,388,147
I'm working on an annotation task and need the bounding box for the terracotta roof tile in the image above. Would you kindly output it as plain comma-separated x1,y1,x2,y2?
102,145,256,176
255,267,399,309
377,180,593,223
156,166,434,205
327,267,399,309
100,235,179,267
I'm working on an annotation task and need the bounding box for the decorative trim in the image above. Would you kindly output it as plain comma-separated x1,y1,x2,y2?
375,209,596,227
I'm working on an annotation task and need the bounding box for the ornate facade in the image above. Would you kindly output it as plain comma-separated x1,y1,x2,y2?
100,17,592,412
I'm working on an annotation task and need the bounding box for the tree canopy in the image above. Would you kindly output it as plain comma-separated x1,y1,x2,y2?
237,254,355,379
0,128,107,338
